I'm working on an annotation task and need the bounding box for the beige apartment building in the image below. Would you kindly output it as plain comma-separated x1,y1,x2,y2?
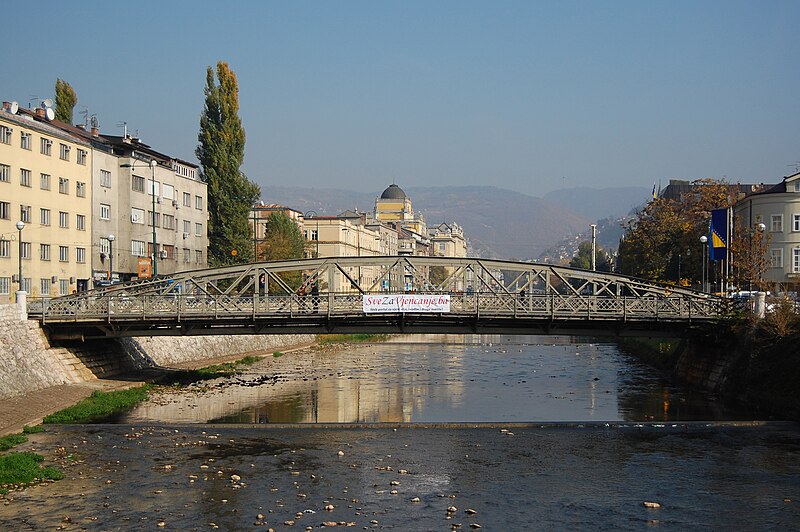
0,104,93,301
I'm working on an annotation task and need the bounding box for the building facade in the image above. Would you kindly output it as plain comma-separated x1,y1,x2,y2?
734,172,800,288
0,103,93,301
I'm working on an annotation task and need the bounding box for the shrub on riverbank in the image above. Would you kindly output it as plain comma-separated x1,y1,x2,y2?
0,427,62,495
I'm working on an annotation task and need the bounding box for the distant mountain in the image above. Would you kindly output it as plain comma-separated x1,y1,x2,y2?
265,185,590,259
543,186,650,220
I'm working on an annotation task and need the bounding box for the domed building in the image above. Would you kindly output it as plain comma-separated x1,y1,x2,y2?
374,183,426,237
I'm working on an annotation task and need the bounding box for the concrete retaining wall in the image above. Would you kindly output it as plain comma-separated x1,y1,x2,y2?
0,303,314,400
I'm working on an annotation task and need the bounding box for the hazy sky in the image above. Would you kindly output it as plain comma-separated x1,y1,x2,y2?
3,1,798,197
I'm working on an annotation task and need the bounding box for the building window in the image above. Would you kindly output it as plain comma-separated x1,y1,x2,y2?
40,137,52,155
131,208,145,224
59,211,69,228
20,278,30,293
131,240,146,257
163,245,175,260
59,279,69,296
40,278,50,297
771,248,783,268
100,204,110,220
20,242,30,260
195,250,203,263
59,177,69,194
771,214,783,233
794,181,800,193
163,214,176,230
183,192,191,207
0,201,9,220
76,247,86,263
101,169,111,188
148,211,161,227
40,244,51,261
0,163,9,182
149,179,160,197
163,183,175,202
195,195,203,210
99,237,110,255
794,249,800,273
20,205,31,223
0,277,8,295
40,173,50,190
132,174,145,192
77,149,87,165
59,143,71,161
0,126,11,144
76,181,86,197
40,208,50,226
20,168,31,187
20,132,31,150
195,222,202,236
76,214,85,231
794,214,800,232
59,245,69,262
183,247,190,263
0,240,9,258
183,220,191,235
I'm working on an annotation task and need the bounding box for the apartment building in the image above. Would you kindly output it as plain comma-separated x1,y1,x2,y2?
0,103,93,301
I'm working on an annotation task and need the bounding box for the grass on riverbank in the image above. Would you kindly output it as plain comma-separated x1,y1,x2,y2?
162,355,265,385
318,334,389,344
0,426,62,494
42,385,152,424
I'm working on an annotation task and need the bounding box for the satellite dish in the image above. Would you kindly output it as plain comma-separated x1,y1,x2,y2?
10,101,18,114
45,108,54,121
43,98,53,108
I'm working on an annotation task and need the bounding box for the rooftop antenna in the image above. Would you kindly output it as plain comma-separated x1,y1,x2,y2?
788,162,800,173
117,121,128,138
90,115,99,129
28,95,40,108
78,106,89,127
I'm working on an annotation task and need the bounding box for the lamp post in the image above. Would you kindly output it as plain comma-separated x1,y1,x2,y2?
107,234,115,283
121,159,158,276
700,235,708,293
16,221,24,294
755,222,766,290
305,211,318,258
590,224,597,271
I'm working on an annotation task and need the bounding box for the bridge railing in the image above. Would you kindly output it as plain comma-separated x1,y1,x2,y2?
35,291,725,324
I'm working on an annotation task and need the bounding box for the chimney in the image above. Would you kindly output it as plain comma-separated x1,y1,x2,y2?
2,102,9,111
35,107,46,118
76,124,85,130
91,126,99,137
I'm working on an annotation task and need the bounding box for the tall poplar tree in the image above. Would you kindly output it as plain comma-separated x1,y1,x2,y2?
196,62,260,266
54,79,77,124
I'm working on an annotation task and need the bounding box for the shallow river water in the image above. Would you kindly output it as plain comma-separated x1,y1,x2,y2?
1,335,798,531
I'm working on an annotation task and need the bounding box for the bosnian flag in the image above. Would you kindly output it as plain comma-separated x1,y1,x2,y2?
709,208,728,261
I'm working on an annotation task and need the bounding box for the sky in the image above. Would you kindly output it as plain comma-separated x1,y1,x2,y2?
3,1,799,198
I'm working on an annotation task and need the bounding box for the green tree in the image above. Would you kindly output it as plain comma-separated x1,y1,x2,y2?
196,61,260,266
261,212,306,293
569,241,611,271
54,79,77,124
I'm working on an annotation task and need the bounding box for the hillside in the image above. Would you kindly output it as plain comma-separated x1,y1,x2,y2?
265,185,590,259
543,186,649,220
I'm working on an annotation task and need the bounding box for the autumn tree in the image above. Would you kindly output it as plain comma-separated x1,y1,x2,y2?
196,61,260,266
54,79,77,124
260,212,306,293
730,220,771,291
569,241,612,272
617,179,740,285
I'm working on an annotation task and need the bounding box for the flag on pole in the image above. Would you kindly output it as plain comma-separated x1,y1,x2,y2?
709,208,728,261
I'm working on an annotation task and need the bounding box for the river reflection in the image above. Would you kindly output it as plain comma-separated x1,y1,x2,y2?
120,335,744,424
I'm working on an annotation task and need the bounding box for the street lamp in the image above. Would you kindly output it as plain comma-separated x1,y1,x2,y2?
700,235,708,293
15,221,24,294
107,234,115,283
305,211,318,258
121,159,159,276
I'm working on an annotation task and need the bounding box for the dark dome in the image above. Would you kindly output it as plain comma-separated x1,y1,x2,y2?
380,184,406,200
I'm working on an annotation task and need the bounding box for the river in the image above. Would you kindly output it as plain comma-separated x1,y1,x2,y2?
0,335,798,530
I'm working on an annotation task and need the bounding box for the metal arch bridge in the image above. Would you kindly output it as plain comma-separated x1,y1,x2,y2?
29,256,728,340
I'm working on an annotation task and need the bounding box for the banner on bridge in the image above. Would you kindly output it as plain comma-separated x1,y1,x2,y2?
363,294,450,313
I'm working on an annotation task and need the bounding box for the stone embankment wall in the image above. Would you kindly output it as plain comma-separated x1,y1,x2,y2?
0,303,314,400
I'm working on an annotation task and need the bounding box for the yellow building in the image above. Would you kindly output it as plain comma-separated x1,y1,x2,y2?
374,183,427,236
0,103,93,301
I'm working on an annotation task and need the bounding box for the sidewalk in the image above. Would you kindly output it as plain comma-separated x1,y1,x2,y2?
0,377,145,437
